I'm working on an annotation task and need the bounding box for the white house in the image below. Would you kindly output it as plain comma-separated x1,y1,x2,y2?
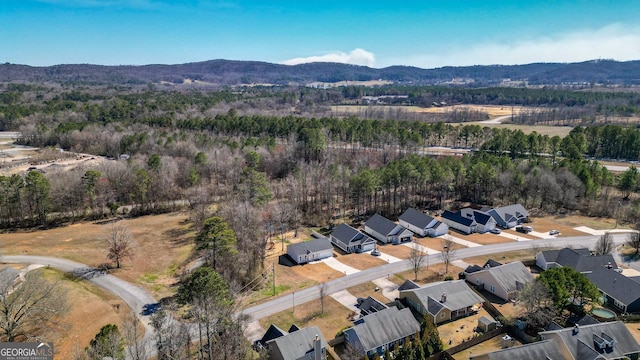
399,208,449,237
364,214,413,244
441,210,477,235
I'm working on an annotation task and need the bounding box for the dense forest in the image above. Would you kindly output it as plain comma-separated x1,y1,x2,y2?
3,82,640,289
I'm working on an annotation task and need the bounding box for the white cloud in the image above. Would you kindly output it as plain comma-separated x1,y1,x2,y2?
282,48,375,67
386,23,640,69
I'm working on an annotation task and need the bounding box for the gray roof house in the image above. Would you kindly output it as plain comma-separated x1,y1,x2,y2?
267,326,328,360
536,247,618,273
364,214,413,244
586,266,640,313
342,307,420,358
472,321,640,360
357,296,388,317
460,208,497,233
400,280,484,324
464,261,534,301
398,208,449,237
286,237,334,265
539,321,640,360
441,210,477,235
485,204,529,229
329,224,376,253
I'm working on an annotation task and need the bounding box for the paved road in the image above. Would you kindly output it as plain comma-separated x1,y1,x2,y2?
1,255,158,347
238,234,631,331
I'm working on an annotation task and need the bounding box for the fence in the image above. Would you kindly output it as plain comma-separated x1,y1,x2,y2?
443,327,506,355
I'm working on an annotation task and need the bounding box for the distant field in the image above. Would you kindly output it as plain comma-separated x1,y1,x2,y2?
332,104,528,117
465,122,574,137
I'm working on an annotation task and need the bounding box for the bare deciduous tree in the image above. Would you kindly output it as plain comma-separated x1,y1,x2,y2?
440,238,457,275
627,230,640,257
319,282,328,315
122,312,148,360
409,244,428,281
595,232,615,255
516,280,555,329
105,222,134,269
0,270,68,342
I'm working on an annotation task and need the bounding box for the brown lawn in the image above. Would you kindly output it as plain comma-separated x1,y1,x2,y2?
347,282,392,305
501,229,538,241
451,335,522,360
336,252,388,270
527,216,592,237
533,214,617,232
415,237,467,252
465,123,573,137
258,297,353,352
377,243,414,259
396,263,464,285
0,213,195,298
625,323,640,344
40,268,133,360
242,261,344,307
493,299,527,320
463,233,515,245
463,250,534,269
438,308,494,349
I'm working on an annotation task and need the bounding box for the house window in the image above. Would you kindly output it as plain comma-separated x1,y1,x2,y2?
490,285,496,293
440,313,445,318
613,299,625,309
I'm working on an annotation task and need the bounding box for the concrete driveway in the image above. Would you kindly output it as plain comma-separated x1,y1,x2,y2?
402,242,439,255
320,257,360,275
372,277,399,301
330,290,359,313
440,234,481,247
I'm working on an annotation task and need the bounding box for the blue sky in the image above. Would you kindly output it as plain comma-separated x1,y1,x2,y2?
2,0,640,68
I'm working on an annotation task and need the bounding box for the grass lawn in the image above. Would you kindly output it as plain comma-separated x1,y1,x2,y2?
463,233,515,246
462,250,534,269
451,335,522,360
336,252,388,270
40,268,133,360
534,214,618,231
347,282,392,305
528,216,592,236
396,262,464,285
377,243,414,259
438,308,494,349
0,212,195,298
415,237,467,252
258,297,353,349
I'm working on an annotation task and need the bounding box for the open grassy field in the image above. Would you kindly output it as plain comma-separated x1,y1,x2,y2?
39,268,133,360
335,252,388,270
460,233,515,246
0,212,195,298
332,104,528,117
465,122,574,137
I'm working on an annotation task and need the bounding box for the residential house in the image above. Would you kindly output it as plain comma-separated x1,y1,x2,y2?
255,324,288,350
342,307,420,358
441,210,477,235
398,208,449,237
364,214,413,244
536,247,618,273
399,280,484,324
540,321,640,360
485,204,529,229
266,326,328,360
586,266,640,313
357,296,388,317
463,259,503,276
397,279,420,291
460,208,497,233
464,261,534,301
471,321,640,360
329,224,376,253
286,237,334,265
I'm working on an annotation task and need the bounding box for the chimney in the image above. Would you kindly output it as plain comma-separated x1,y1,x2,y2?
441,292,447,303
607,262,612,269
573,324,579,335
313,334,324,360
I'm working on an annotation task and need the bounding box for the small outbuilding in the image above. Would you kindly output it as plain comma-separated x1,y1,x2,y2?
478,316,497,332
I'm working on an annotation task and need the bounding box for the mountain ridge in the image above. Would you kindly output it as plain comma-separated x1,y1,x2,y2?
2,59,640,86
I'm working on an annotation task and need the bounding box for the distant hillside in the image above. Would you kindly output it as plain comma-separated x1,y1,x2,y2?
1,59,640,86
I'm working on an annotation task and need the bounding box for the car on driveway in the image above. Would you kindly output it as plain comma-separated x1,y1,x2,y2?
490,228,501,234
549,229,560,236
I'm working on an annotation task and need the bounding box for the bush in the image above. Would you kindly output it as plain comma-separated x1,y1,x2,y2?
444,275,454,281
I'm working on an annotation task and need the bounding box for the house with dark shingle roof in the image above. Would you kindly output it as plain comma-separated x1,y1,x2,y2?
342,307,420,358
462,208,497,233
464,261,534,301
485,204,529,229
441,210,477,234
586,266,640,313
286,237,334,265
471,321,640,360
266,326,328,360
398,208,449,237
536,247,618,273
357,296,388,317
329,223,376,253
364,214,413,244
399,280,484,324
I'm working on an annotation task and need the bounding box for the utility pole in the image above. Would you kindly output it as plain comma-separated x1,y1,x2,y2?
272,262,276,296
